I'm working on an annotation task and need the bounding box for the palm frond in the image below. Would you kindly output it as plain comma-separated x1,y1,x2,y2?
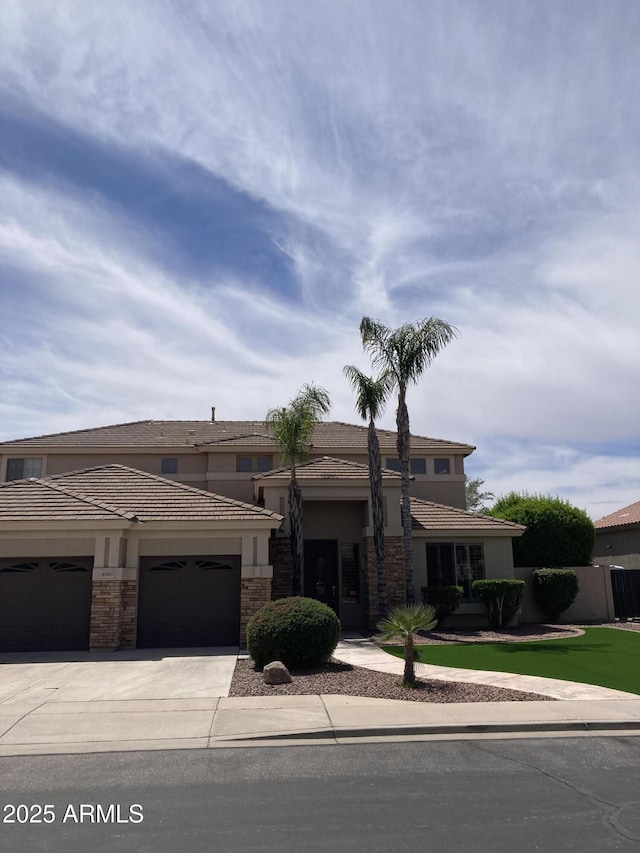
377,603,437,640
343,365,394,422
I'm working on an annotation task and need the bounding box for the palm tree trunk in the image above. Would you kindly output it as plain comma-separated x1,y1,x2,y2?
396,388,414,604
403,632,415,684
289,476,303,596
368,419,387,618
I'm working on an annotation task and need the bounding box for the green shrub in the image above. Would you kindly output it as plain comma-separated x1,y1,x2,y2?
472,579,525,629
420,585,463,626
490,492,595,567
246,596,341,669
532,568,579,620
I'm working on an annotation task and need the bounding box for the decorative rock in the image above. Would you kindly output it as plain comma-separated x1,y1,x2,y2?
263,661,293,685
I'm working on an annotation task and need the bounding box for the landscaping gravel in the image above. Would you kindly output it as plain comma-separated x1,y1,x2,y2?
229,658,553,703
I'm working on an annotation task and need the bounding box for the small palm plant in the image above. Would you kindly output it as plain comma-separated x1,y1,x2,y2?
377,603,437,685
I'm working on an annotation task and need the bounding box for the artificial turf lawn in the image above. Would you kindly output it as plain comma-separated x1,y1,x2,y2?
384,627,640,695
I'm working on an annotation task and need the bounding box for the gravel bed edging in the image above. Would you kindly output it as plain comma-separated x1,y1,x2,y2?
230,624,640,704
229,658,553,704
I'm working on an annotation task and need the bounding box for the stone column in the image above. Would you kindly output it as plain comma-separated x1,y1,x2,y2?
89,570,138,650
363,535,406,628
240,565,273,644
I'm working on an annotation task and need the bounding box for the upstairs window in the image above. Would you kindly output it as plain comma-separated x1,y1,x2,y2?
237,455,274,473
384,458,401,472
434,457,451,475
161,457,178,475
410,458,426,475
6,458,42,481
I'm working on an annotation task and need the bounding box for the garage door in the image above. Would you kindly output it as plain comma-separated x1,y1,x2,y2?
137,556,241,648
0,558,92,652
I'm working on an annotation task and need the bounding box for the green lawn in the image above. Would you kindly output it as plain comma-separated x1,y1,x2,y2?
384,627,640,695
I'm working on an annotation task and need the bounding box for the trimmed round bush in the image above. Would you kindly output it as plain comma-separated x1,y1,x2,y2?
247,596,341,669
532,568,579,620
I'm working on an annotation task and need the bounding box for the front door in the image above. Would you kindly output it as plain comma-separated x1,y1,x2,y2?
303,539,339,615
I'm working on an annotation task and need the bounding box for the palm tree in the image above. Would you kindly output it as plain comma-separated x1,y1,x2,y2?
266,383,331,596
343,365,394,620
360,317,458,603
377,603,437,685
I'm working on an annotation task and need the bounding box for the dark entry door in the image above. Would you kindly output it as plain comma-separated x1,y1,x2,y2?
303,540,339,614
0,557,92,652
137,556,240,648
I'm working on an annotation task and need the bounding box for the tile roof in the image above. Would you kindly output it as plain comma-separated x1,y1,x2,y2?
594,500,640,530
0,419,474,454
410,498,526,534
0,465,283,525
254,456,403,481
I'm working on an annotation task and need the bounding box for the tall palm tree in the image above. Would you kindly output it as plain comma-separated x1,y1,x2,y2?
266,383,331,596
343,365,394,620
377,603,437,685
360,317,458,603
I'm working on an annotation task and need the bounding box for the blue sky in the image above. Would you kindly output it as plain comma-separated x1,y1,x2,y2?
1,0,638,519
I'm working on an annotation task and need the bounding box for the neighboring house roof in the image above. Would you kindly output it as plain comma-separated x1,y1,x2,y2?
410,498,526,535
0,419,474,454
253,456,403,481
0,465,283,524
594,500,640,531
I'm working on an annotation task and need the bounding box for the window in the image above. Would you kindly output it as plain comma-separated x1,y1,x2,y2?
6,458,42,481
410,458,426,475
426,542,485,599
434,457,451,475
237,455,273,473
341,543,360,604
161,457,178,475
384,457,401,472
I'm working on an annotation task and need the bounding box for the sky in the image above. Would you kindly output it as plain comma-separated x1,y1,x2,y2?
1,0,638,520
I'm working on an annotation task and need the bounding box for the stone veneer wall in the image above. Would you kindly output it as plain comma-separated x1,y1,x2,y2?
269,536,294,600
89,579,137,650
363,536,406,628
240,577,272,644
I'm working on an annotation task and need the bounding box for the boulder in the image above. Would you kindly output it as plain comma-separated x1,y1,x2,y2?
263,660,292,685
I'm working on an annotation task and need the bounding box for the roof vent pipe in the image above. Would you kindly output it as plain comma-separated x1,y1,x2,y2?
211,406,216,422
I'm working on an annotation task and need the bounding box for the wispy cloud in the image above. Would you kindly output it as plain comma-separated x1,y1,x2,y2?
1,0,638,516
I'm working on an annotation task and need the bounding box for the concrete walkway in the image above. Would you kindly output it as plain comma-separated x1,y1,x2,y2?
334,636,640,701
0,640,639,755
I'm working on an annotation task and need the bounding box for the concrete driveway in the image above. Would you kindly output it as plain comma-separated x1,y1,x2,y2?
0,647,239,704
0,647,239,756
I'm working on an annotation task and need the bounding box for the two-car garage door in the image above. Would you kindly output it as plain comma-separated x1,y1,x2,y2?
136,556,241,648
0,554,241,652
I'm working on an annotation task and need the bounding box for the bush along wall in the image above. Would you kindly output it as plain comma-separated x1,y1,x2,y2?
531,568,579,620
472,579,525,629
420,585,463,627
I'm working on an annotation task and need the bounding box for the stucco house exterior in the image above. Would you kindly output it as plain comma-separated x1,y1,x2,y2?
0,417,524,651
593,500,640,570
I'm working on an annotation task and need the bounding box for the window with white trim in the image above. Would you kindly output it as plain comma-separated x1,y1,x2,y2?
6,458,42,481
426,542,485,599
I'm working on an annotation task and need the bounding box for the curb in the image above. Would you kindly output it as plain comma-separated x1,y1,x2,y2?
213,719,640,743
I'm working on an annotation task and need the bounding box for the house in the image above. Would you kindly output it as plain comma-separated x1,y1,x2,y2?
593,500,640,570
0,417,524,651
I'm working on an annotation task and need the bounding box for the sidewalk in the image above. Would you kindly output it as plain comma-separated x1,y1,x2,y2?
0,639,639,755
